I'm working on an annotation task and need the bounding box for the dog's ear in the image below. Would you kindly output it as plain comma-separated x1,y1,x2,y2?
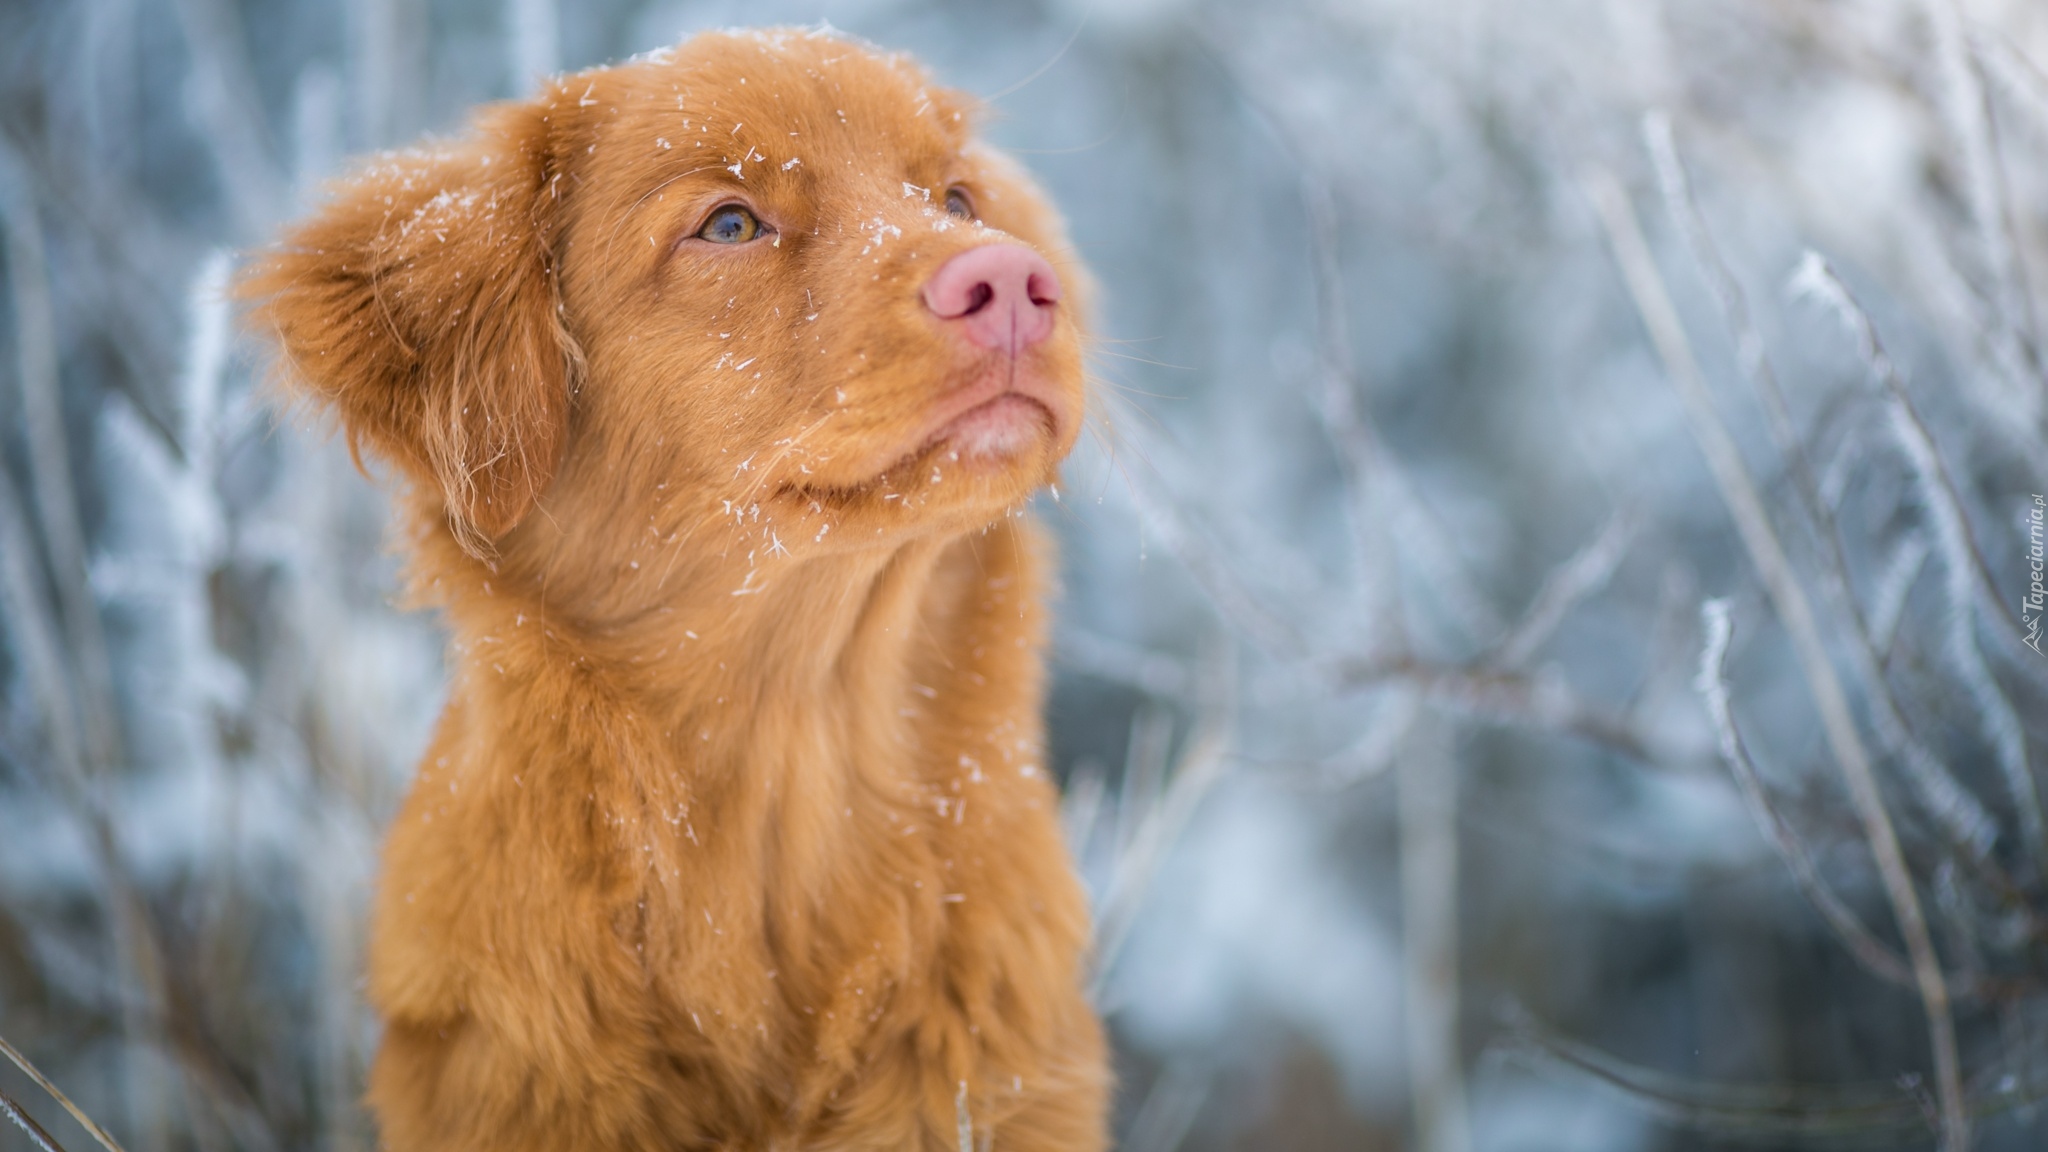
241,101,576,555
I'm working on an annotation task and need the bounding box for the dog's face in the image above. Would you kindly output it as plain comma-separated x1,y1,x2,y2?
246,28,1087,572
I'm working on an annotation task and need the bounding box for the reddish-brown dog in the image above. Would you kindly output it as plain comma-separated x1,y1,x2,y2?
242,27,1108,1151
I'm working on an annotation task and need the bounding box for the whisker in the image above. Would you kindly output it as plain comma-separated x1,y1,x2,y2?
1087,348,1193,372
1092,380,1184,401
981,18,1089,103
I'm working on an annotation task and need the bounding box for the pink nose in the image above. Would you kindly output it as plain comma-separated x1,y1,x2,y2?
921,244,1062,356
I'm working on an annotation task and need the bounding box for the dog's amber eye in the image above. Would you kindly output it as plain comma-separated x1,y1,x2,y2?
699,204,764,244
944,186,975,220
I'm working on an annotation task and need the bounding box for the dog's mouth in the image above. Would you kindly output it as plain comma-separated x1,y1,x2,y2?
777,375,1065,510
908,363,1068,466
919,392,1057,464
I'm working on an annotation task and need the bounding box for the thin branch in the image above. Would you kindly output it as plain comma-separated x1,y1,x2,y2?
1120,1060,1211,1152
0,1035,126,1152
1055,628,1194,702
1587,171,1967,1152
0,424,177,1146
1975,28,2048,143
1490,509,1634,669
1302,685,1422,789
1793,252,2045,864
1870,532,1934,657
157,1027,283,1152
0,139,126,792
1643,114,1819,508
0,126,185,460
0,1087,70,1152
1924,0,2044,425
1087,734,1229,994
1114,704,1175,860
1335,655,1654,764
1116,457,1311,661
1060,756,1110,862
1201,26,1501,650
1115,450,1661,765
1088,651,1235,998
1400,712,1471,1152
1644,111,1999,859
0,439,87,810
170,0,290,233
1695,600,1920,990
1502,1005,1991,1139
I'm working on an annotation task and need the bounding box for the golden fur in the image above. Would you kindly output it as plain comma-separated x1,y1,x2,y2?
241,27,1107,1150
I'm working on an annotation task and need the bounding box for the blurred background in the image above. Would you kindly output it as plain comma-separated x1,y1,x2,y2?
4,0,2048,1148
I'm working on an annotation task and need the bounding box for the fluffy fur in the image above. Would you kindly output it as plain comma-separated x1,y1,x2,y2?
241,28,1108,1150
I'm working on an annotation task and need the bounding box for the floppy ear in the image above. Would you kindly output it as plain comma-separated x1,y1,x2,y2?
241,101,576,555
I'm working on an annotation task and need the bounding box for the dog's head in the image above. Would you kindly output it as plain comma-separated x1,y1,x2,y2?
244,28,1087,569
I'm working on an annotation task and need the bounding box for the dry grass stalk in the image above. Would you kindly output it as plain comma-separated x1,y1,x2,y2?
0,1086,71,1152
0,1033,127,1152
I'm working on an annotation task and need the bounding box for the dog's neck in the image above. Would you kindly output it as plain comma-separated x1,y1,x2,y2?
406,490,1021,945
413,487,982,778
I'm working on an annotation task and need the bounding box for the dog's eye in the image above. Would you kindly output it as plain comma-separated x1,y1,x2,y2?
944,186,975,221
699,204,764,244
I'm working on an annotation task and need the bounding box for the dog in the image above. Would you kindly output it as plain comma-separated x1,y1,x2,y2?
241,27,1108,1151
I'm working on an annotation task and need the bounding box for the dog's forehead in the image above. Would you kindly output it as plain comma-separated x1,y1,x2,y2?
584,30,972,169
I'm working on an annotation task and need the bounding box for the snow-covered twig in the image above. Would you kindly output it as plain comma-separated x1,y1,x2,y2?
1643,113,1819,519
1335,655,1653,764
0,379,180,1151
1793,252,2043,864
1589,170,1967,1152
0,143,125,798
1923,0,2044,427
1203,27,1500,651
0,1087,69,1152
1695,601,1923,990
1645,112,1998,858
0,129,185,457
1870,532,1933,657
1490,510,1634,670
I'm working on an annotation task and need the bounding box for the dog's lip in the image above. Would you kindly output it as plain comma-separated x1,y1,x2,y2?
910,367,1069,459
777,370,1069,504
920,392,1056,462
